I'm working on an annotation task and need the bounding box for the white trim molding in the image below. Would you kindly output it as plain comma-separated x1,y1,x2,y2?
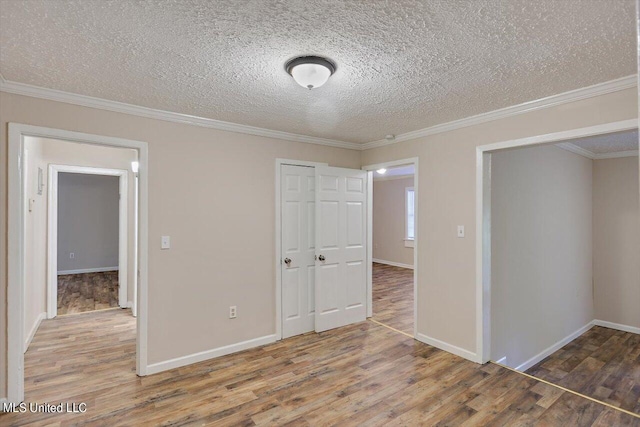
556,143,639,159
593,320,640,335
362,75,637,150
58,266,119,275
494,356,507,365
372,174,414,182
146,334,276,375
416,333,479,363
24,312,46,353
372,259,414,270
0,79,361,151
515,321,595,372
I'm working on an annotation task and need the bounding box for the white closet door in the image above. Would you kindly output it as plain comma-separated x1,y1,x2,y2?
315,166,367,332
281,165,316,338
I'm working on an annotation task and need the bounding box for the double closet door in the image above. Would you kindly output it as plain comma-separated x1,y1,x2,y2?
281,164,368,339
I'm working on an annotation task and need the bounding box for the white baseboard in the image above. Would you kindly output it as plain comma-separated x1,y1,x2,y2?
58,266,118,275
372,259,414,270
24,312,46,353
593,319,640,334
416,333,478,363
146,334,277,375
494,356,507,365
515,321,594,372
0,398,12,413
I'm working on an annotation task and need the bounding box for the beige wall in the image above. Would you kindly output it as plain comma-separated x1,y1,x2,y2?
490,145,594,368
593,156,640,328
0,91,361,395
361,87,637,354
373,177,414,267
57,173,120,272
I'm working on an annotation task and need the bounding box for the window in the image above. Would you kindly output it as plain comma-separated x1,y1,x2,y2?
405,187,415,247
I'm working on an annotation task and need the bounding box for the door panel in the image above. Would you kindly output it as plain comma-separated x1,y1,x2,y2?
315,166,368,332
281,165,316,338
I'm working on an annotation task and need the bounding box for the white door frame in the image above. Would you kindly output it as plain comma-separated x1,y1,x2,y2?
475,118,638,364
8,123,150,404
275,159,328,340
47,165,129,318
362,157,419,338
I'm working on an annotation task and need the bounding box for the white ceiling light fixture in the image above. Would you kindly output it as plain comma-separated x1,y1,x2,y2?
286,56,336,90
376,168,387,174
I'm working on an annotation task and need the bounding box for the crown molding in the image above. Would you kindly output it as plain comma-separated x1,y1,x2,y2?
362,75,638,150
1,75,636,153
555,142,597,159
0,79,362,151
556,142,638,159
595,150,639,159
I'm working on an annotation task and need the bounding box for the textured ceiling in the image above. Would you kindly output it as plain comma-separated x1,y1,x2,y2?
0,0,636,143
563,130,639,154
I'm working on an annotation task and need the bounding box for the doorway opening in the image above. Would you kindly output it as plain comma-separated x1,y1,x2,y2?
8,124,149,403
48,166,133,316
369,164,415,336
363,158,419,339
477,119,638,414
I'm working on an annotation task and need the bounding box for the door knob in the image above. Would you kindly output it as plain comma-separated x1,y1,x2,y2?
284,258,292,266
318,255,325,261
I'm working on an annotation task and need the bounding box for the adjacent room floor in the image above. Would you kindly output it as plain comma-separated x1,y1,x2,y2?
372,262,413,335
526,325,640,413
57,271,120,315
4,310,638,426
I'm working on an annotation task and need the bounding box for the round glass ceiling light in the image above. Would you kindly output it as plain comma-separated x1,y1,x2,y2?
286,56,336,90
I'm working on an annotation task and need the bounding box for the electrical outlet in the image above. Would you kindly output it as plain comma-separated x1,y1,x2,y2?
229,306,237,319
457,226,465,238
69,252,75,259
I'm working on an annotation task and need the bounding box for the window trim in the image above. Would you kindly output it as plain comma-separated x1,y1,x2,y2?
405,186,415,244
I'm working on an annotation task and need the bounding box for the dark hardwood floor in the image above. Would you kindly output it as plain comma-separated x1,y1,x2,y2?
372,262,413,335
57,271,119,315
2,309,639,426
526,325,640,414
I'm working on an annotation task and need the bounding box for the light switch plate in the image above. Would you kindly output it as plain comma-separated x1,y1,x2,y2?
161,236,171,249
457,225,465,238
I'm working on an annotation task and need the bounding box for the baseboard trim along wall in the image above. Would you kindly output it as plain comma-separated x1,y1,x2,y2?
57,266,119,275
494,356,507,365
515,321,595,372
416,333,478,363
145,334,277,375
372,259,414,270
24,312,46,353
593,319,640,335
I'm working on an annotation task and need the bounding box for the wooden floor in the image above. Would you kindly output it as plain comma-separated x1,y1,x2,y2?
57,271,119,315
3,310,639,426
372,262,413,335
526,325,640,414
